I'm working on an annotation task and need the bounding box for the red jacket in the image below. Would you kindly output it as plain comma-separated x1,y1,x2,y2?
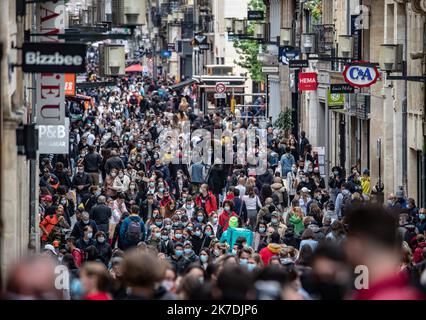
71,248,83,268
353,271,425,300
84,292,112,300
259,243,282,265
218,211,238,232
195,192,218,216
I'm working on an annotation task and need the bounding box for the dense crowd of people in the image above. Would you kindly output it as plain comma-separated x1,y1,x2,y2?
4,71,426,300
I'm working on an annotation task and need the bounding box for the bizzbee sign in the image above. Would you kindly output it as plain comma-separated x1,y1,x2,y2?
343,62,380,88
23,42,87,74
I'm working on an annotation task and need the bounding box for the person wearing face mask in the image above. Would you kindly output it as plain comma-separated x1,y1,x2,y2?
167,242,190,276
76,225,96,252
158,230,174,256
112,169,131,193
183,196,195,219
82,186,102,213
209,213,221,238
146,226,162,247
297,172,317,197
253,221,268,252
71,211,99,240
195,184,218,216
281,147,296,178
140,193,159,223
104,150,125,176
72,164,92,205
94,231,112,266
59,195,74,226
183,241,198,263
83,145,102,186
238,248,252,268
199,225,215,253
190,225,204,254
416,208,426,234
287,164,300,203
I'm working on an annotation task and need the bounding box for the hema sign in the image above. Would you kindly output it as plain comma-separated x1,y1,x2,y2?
23,42,87,73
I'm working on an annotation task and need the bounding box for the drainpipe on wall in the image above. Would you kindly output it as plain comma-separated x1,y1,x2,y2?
402,1,408,196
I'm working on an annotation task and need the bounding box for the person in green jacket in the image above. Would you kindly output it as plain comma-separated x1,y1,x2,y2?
287,206,305,236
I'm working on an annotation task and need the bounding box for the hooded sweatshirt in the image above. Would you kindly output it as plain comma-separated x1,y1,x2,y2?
259,243,281,265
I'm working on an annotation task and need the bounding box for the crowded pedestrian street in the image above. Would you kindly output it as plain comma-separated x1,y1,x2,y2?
0,0,426,305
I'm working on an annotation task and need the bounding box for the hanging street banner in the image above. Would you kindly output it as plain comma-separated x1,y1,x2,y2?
64,74,76,96
330,83,355,94
278,46,300,65
328,90,345,108
298,72,318,91
23,42,87,73
247,10,264,21
38,118,69,154
343,62,380,88
35,1,66,126
289,60,309,69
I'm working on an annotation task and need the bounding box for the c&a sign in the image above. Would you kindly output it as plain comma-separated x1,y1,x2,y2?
343,62,379,88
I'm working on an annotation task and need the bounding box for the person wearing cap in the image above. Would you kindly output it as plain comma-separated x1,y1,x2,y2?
183,241,198,263
43,244,58,257
267,212,287,239
259,231,282,266
39,194,53,218
167,242,190,276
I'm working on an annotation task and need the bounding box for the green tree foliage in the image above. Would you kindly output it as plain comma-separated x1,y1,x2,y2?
233,0,266,83
273,109,293,134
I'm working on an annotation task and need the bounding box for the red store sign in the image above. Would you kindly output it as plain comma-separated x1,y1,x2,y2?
298,72,318,91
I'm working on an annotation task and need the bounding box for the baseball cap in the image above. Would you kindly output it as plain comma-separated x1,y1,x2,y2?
42,195,53,202
43,244,57,256
301,187,311,193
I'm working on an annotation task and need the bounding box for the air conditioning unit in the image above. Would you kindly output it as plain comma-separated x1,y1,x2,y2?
101,44,125,76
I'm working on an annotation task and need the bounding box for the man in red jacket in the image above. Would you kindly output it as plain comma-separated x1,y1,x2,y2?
259,232,282,265
218,200,238,232
195,184,217,216
345,205,425,300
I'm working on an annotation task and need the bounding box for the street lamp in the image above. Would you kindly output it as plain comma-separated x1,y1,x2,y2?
301,33,316,54
338,35,353,58
253,23,265,40
379,43,425,81
225,18,234,33
234,19,246,35
280,28,292,46
379,44,401,72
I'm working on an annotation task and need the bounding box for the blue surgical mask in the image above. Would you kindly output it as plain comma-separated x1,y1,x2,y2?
200,255,208,263
239,258,248,265
247,263,256,271
175,233,182,239
197,216,203,222
184,248,192,255
194,230,201,237
231,249,237,255
259,227,266,233
155,221,163,227
205,231,212,237
165,224,172,230
70,278,83,298
161,235,169,241
187,226,193,231
175,250,183,257
155,232,161,238
212,218,218,224
420,214,425,220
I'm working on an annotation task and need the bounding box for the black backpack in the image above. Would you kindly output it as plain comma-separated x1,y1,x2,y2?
126,219,142,243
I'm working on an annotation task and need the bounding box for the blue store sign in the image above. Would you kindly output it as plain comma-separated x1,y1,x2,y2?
278,46,300,65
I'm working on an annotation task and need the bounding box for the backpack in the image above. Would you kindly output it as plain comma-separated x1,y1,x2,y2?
340,192,352,216
126,219,142,243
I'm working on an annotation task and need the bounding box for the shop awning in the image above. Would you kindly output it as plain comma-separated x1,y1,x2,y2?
125,64,144,73
169,78,197,91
